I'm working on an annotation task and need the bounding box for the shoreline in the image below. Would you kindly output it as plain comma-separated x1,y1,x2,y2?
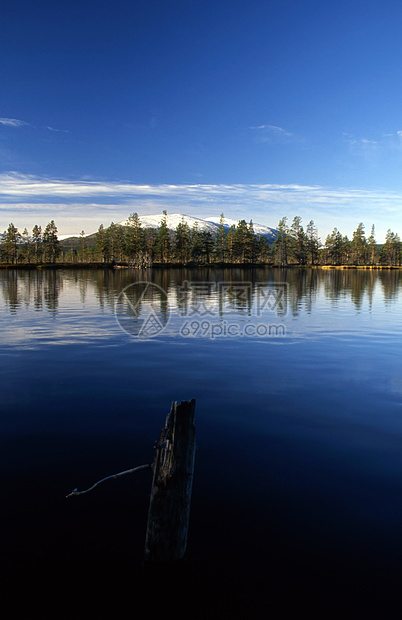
1,262,402,270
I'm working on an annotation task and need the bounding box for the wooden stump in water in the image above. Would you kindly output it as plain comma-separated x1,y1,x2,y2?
144,399,196,563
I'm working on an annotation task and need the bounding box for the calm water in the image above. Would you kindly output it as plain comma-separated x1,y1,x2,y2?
2,267,402,617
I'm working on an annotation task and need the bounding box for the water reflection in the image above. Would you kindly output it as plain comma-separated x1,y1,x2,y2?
1,269,63,314
1,267,402,319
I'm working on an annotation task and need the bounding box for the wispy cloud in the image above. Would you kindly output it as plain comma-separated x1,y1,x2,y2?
0,172,401,241
0,118,69,133
0,117,30,128
343,130,402,155
249,124,295,142
251,124,293,136
343,132,378,148
45,126,70,133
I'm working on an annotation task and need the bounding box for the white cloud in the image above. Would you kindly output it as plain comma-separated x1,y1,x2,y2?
0,118,30,128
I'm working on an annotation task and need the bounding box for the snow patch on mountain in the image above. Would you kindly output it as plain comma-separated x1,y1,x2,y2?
205,216,279,241
118,213,218,234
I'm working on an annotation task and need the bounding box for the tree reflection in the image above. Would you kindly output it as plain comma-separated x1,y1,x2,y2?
1,267,402,319
0,269,62,314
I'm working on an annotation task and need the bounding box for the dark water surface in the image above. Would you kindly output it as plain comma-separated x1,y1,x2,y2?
2,267,402,617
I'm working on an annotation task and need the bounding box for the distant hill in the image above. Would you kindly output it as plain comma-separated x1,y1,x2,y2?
60,233,97,248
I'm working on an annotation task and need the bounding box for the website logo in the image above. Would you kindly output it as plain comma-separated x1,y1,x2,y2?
115,282,170,337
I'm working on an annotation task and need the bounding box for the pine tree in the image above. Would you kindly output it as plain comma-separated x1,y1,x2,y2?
80,230,86,262
234,219,249,262
255,235,271,264
290,216,307,265
189,223,201,262
214,213,226,263
125,212,145,261
145,228,157,260
199,231,214,264
1,223,20,263
21,228,31,263
155,211,171,262
342,235,351,265
367,224,377,265
105,222,118,262
351,222,367,265
43,220,60,263
394,233,402,265
32,225,43,262
381,229,402,265
174,218,191,264
115,226,125,261
325,228,345,265
225,225,236,262
273,217,290,266
95,224,109,262
247,220,256,263
306,220,320,265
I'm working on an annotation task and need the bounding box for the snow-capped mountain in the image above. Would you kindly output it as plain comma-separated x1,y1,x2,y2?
117,213,278,241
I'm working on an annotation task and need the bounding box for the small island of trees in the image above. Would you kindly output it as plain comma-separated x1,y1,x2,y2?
1,211,401,267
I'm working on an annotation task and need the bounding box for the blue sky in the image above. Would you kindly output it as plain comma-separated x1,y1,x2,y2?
2,0,402,241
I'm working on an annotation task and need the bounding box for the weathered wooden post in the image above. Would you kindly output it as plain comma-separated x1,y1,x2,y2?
144,399,196,564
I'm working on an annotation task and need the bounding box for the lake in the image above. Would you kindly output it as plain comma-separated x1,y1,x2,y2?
2,267,402,618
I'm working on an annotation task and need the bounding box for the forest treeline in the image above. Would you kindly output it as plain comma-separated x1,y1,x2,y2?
1,211,402,267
